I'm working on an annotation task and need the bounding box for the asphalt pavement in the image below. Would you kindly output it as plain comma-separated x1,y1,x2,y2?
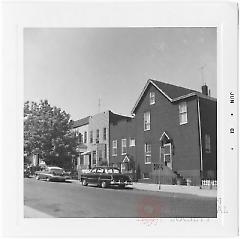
24,178,217,218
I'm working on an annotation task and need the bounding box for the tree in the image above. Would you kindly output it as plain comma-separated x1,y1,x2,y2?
24,100,78,170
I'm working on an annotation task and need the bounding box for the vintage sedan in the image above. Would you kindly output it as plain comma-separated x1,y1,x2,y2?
35,166,67,182
80,166,132,188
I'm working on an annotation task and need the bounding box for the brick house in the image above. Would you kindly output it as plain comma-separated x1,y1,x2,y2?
109,113,136,178
109,79,217,185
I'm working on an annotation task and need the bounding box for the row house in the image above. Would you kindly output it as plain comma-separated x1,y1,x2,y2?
73,110,128,170
109,79,217,186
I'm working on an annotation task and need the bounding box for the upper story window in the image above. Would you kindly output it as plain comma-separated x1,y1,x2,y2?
84,131,87,144
121,139,127,155
205,134,211,153
112,140,117,156
179,102,188,125
90,131,93,143
103,127,107,140
96,129,100,143
150,92,155,105
144,111,151,131
144,143,151,164
129,138,135,147
78,133,83,144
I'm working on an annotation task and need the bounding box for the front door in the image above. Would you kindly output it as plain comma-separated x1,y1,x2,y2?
163,143,172,169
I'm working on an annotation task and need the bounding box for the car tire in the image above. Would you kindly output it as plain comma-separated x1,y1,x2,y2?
101,181,107,188
82,179,88,186
119,184,125,189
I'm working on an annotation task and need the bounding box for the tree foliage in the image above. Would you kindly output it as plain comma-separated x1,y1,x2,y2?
24,100,78,169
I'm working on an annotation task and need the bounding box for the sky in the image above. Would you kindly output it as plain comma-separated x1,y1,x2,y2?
24,28,216,120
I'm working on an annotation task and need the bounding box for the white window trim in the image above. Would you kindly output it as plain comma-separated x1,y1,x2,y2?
129,138,135,147
179,102,188,125
112,140,117,156
144,111,151,131
121,139,127,155
150,92,155,105
144,143,151,164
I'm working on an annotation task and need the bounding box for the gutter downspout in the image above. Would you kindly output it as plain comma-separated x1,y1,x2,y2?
197,97,203,176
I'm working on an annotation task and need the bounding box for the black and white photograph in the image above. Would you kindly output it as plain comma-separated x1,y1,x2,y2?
24,27,217,218
1,1,238,238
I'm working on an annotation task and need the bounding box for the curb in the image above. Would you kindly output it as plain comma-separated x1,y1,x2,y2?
68,179,216,198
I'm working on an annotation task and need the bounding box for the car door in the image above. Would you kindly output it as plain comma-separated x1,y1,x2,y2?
95,167,104,183
87,168,97,183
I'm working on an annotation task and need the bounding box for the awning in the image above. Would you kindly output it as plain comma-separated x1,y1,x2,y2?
81,151,91,156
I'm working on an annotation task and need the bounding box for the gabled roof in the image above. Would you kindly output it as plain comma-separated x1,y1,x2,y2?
73,116,90,128
131,79,216,114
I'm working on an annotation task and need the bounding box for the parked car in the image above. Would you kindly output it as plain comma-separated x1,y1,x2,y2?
35,166,67,182
80,166,132,188
24,164,31,178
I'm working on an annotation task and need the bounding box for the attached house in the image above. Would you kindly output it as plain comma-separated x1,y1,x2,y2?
73,110,130,170
109,79,217,185
72,116,90,170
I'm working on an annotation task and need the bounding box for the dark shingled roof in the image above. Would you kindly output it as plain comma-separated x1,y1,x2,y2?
151,79,197,99
73,116,90,128
131,79,216,114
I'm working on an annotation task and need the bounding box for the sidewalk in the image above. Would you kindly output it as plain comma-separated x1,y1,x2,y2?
69,179,217,198
132,182,217,198
24,206,53,218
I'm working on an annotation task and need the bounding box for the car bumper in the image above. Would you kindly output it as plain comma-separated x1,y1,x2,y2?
110,181,132,186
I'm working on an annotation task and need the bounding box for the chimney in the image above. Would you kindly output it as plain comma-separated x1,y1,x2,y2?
201,84,208,96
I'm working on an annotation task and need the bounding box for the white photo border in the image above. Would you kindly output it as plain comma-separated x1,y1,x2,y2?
1,1,238,237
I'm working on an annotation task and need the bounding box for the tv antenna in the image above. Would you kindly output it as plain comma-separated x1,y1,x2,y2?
98,97,101,113
199,64,207,85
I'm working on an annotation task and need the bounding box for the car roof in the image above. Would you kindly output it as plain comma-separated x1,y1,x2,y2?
92,166,119,170
47,166,63,170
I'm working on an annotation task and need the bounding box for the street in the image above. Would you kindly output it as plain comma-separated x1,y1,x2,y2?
24,178,217,218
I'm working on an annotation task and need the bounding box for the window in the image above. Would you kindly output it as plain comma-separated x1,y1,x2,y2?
97,168,104,173
103,128,107,140
78,133,83,144
144,143,151,164
92,151,96,165
179,102,188,125
129,138,136,147
150,92,155,105
121,139,127,155
96,129,100,143
91,168,97,173
205,134,211,153
144,111,151,131
84,131,87,144
90,131,93,143
143,172,150,179
112,140,117,156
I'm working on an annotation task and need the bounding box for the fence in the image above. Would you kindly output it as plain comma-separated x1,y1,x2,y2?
201,179,217,189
